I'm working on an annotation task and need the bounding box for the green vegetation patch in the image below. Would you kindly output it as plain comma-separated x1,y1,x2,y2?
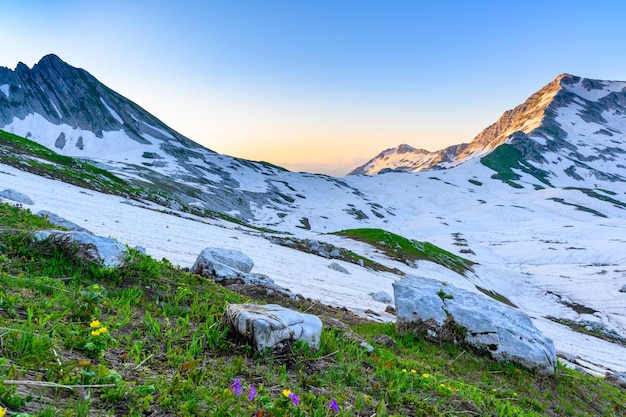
563,187,626,209
333,228,474,276
547,197,607,218
480,144,552,189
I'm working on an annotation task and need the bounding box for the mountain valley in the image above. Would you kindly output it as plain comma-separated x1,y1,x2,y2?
1,55,626,382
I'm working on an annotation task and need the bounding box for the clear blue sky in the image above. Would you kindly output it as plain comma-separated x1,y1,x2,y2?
2,0,626,175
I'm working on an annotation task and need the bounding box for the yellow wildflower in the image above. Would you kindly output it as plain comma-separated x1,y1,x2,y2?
282,389,292,397
92,285,99,290
90,320,101,328
98,327,108,335
422,373,430,379
402,368,407,373
410,369,417,373
0,405,6,417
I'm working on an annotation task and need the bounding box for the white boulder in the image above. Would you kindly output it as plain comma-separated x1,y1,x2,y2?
393,276,557,374
224,304,323,351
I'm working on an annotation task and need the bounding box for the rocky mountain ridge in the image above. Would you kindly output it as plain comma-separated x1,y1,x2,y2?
351,73,626,187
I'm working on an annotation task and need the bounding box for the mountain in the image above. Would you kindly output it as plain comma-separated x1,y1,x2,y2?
0,55,382,223
2,55,626,376
350,73,626,187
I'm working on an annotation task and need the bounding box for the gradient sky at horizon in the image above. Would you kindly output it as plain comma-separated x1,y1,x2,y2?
3,0,626,176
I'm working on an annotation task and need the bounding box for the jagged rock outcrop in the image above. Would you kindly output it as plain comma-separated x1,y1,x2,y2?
393,276,557,374
223,303,323,351
0,54,199,148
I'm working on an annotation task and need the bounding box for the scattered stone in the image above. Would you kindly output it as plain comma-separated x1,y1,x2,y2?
393,275,557,374
364,309,380,317
191,247,254,281
33,230,127,268
372,334,397,348
370,291,393,304
0,189,34,205
619,284,626,293
605,371,626,389
223,303,322,351
328,262,349,274
385,305,397,315
37,210,93,233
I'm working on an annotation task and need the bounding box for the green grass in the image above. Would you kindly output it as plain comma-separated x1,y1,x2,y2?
547,198,607,218
480,144,552,189
333,228,474,276
0,203,624,416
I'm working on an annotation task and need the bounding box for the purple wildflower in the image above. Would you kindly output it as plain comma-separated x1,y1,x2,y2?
247,384,257,401
328,399,339,413
288,392,299,406
230,378,243,396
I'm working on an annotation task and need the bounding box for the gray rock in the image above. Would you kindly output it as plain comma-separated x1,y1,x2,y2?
328,262,349,274
36,210,92,233
619,284,626,293
605,371,626,389
33,230,127,268
370,291,393,304
0,189,34,205
241,273,298,299
191,247,254,281
393,276,556,374
224,304,322,351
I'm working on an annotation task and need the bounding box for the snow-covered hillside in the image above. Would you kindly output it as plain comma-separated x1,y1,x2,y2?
3,158,626,377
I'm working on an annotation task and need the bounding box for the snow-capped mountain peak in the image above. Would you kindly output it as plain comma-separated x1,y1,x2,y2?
351,73,626,182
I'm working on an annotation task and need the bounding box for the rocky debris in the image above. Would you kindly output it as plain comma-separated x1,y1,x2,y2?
0,189,34,205
33,230,127,268
371,334,397,348
223,303,322,352
37,210,92,233
393,276,556,374
265,236,345,259
328,262,349,274
191,247,296,299
370,291,393,304
605,372,626,389
619,284,626,293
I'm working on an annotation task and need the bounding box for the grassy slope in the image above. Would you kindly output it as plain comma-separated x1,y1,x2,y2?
333,228,474,276
0,203,624,416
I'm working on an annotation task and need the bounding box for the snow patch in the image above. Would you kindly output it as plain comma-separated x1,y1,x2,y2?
0,84,9,98
99,97,123,125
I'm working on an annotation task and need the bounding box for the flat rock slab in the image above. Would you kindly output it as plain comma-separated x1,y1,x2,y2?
224,304,323,352
393,275,557,374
